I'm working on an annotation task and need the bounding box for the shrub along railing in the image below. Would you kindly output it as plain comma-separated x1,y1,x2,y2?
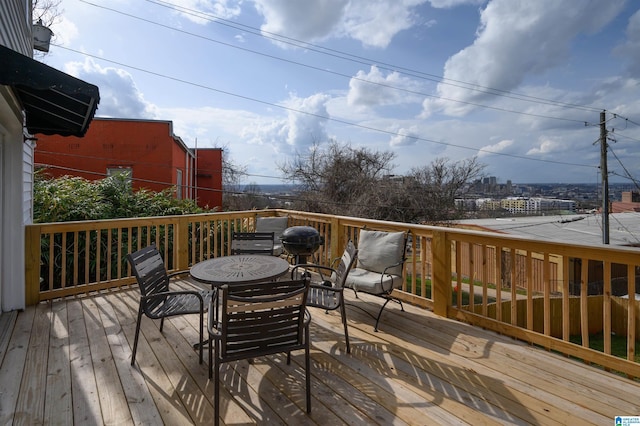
25,209,639,378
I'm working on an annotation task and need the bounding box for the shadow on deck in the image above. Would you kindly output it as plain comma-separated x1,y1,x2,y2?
1,278,639,425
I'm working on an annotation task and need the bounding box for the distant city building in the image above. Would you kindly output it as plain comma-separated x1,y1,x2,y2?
611,191,640,213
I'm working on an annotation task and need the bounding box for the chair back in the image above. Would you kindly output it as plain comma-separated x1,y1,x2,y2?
127,244,170,311
334,240,358,289
218,278,309,361
231,232,275,255
356,230,407,276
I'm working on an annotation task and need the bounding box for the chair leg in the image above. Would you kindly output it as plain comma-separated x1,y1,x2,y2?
131,306,144,366
374,298,392,332
214,343,220,426
208,336,213,379
373,296,404,331
159,317,165,333
339,300,350,353
198,309,203,364
304,325,311,414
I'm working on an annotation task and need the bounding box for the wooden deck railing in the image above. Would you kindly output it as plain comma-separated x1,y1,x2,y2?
24,209,640,378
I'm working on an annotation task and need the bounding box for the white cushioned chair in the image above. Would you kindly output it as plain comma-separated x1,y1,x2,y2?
344,229,407,331
255,216,289,256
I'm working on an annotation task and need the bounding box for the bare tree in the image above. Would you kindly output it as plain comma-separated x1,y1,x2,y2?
407,157,485,223
32,0,62,58
33,0,62,26
210,142,248,210
279,140,396,217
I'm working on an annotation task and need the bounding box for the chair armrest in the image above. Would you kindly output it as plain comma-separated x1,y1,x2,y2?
309,282,344,293
207,289,222,337
141,289,208,305
381,260,404,276
378,260,405,293
167,269,191,278
291,264,336,282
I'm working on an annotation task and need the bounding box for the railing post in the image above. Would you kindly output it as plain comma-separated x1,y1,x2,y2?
24,224,42,306
432,229,452,318
330,216,344,263
176,216,190,270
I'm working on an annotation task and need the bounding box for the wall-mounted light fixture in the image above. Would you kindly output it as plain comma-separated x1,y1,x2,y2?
33,19,53,52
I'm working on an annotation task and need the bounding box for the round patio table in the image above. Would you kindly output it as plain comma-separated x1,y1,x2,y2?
190,254,290,287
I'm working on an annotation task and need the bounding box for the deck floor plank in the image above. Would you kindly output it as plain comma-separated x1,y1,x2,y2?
0,310,17,365
97,291,164,425
0,307,34,424
387,297,636,423
310,310,499,425
82,296,133,425
2,281,640,425
44,300,73,425
14,302,50,425
67,299,103,424
112,289,198,425
356,297,611,425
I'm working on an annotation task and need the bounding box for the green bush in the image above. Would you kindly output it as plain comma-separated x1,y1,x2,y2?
34,171,205,223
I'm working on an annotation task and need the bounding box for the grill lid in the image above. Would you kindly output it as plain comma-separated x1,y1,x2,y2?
280,226,324,255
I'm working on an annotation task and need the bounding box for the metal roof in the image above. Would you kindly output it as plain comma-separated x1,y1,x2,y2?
0,44,99,137
456,213,640,247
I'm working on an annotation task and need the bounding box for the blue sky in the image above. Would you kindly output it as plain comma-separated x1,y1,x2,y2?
42,0,640,185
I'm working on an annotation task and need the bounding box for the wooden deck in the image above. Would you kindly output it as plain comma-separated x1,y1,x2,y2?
1,279,639,425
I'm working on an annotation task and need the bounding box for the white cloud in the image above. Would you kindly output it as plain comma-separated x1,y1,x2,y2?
252,0,428,48
422,0,626,117
390,126,420,146
253,0,348,42
477,139,513,157
615,9,640,74
428,0,484,8
49,15,78,47
64,58,158,119
242,93,331,152
347,65,424,109
526,136,563,156
170,0,242,24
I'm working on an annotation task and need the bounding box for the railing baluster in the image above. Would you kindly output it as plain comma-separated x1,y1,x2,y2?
526,250,533,331
580,258,589,358
24,209,640,378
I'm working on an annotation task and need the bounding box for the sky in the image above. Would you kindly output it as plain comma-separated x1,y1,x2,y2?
40,0,640,186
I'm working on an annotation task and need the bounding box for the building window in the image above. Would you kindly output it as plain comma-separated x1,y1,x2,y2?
107,167,132,189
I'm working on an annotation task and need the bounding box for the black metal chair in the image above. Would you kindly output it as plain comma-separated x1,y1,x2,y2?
344,230,408,331
127,244,212,366
208,278,312,426
231,231,275,255
291,240,358,353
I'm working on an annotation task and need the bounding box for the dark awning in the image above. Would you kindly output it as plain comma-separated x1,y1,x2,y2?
0,44,99,137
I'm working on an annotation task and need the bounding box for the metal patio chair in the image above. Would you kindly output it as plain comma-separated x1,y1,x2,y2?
208,278,311,425
291,240,358,353
127,244,212,366
231,231,275,255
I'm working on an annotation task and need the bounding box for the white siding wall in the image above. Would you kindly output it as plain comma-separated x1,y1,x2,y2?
0,0,32,311
0,0,32,54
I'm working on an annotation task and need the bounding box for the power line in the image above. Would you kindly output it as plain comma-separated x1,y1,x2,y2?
140,0,603,114
55,44,598,171
76,0,594,125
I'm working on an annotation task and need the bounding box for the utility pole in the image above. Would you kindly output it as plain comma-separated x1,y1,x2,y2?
600,110,609,244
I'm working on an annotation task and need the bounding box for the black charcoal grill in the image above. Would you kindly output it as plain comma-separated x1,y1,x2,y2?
280,226,324,264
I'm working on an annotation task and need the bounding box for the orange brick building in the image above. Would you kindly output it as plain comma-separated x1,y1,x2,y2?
34,118,223,209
